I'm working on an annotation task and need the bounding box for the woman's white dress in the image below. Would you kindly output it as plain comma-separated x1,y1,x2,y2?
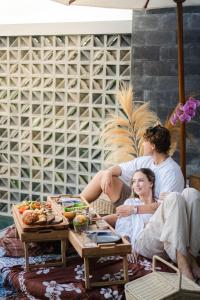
115,198,153,250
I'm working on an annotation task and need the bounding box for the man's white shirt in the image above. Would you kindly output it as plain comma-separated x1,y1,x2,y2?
119,156,184,199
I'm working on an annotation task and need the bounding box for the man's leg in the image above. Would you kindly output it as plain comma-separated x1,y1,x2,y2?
176,251,194,281
182,188,200,278
80,170,124,203
135,205,165,259
182,188,200,257
136,193,189,261
136,192,198,281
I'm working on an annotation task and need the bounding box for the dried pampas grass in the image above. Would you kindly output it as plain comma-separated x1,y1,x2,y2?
100,85,160,166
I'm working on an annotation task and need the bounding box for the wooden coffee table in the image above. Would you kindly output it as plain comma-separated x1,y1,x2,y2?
68,224,132,289
13,205,69,271
47,194,132,288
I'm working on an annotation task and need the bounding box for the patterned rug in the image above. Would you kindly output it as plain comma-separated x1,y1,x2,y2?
0,226,173,300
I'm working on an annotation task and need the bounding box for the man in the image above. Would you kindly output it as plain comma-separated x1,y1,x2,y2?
81,125,184,209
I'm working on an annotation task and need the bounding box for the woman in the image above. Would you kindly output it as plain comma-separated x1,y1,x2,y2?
115,168,156,250
115,168,200,282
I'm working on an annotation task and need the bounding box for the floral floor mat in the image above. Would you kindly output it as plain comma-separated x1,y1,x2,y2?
0,226,173,300
0,251,170,300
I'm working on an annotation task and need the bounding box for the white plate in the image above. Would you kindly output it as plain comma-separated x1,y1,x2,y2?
86,231,121,244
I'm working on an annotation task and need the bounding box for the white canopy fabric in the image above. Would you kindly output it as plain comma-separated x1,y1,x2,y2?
0,0,132,24
53,0,145,9
53,0,200,9
146,0,200,9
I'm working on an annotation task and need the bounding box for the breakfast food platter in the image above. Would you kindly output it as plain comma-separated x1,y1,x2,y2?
13,200,69,232
48,194,91,223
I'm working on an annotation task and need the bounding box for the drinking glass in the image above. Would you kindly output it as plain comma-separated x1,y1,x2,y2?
82,231,97,247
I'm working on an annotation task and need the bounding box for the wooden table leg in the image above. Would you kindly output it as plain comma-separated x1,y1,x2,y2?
122,255,129,282
15,228,19,239
61,239,66,266
84,257,90,289
23,242,29,272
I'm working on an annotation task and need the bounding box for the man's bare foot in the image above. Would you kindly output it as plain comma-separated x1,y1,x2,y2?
189,253,200,279
176,251,194,281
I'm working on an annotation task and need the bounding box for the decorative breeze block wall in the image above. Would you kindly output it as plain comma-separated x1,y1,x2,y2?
0,34,131,215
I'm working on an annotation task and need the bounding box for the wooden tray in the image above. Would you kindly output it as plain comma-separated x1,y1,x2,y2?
48,194,89,219
12,204,69,232
48,194,87,205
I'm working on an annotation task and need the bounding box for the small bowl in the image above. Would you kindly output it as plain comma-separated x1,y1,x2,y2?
63,211,76,221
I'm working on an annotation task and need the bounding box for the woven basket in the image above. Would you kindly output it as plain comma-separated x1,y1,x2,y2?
90,198,115,215
125,255,200,300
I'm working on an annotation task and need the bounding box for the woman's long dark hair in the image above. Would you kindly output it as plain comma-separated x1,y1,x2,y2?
131,168,155,200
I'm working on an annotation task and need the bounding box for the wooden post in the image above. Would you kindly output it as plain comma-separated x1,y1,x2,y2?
174,0,186,182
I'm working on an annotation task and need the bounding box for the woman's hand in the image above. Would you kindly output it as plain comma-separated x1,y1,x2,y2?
116,205,134,217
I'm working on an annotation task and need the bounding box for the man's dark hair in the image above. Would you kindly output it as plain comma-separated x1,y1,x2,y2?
143,125,171,154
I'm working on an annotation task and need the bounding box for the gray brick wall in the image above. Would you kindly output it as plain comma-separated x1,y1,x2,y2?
131,7,200,175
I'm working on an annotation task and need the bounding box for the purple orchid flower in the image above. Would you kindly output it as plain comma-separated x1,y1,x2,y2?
187,97,200,108
170,105,182,125
170,97,200,125
171,113,178,125
179,112,192,123
183,103,196,118
183,97,200,116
